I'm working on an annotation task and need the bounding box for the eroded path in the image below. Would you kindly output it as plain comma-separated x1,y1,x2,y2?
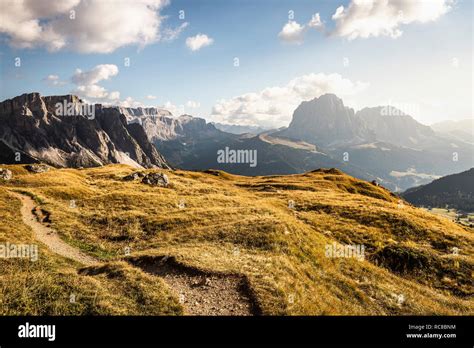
10,191,97,266
129,256,260,316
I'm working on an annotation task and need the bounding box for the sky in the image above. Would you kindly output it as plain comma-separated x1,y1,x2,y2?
0,0,472,128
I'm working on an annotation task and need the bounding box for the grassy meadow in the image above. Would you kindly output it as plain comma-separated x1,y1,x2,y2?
0,164,472,315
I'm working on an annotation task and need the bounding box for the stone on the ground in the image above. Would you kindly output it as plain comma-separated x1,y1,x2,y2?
123,172,146,181
0,168,12,180
141,172,169,187
25,164,50,173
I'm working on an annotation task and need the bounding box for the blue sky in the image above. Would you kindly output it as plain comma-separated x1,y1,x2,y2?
0,0,472,127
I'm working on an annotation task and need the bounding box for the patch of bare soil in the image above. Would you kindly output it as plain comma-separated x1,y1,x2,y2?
128,256,261,316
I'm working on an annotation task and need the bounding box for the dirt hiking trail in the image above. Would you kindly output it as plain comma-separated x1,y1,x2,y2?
10,191,97,266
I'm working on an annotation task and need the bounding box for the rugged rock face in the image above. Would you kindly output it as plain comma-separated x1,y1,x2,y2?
276,94,374,147
118,107,180,142
118,107,172,119
122,107,236,168
122,107,224,143
0,140,37,165
0,93,170,169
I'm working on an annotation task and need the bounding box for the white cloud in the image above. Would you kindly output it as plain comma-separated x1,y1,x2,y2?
108,91,121,101
74,85,108,99
64,64,157,106
308,13,324,29
211,73,369,128
186,34,214,51
332,6,345,21
0,0,79,50
71,64,119,99
161,101,185,116
0,0,173,53
120,97,185,111
43,74,66,86
162,22,189,42
278,21,306,44
330,0,452,40
149,101,200,116
72,64,118,86
278,13,325,44
52,64,156,106
120,97,144,108
186,100,201,108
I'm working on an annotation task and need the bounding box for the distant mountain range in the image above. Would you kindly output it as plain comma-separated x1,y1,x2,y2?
211,123,268,135
1,92,472,191
119,93,472,191
119,100,378,181
271,94,473,190
402,168,474,212
431,119,474,145
0,93,170,169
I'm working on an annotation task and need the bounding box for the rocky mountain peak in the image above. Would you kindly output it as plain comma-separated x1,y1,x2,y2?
276,93,372,147
0,92,46,117
308,93,346,109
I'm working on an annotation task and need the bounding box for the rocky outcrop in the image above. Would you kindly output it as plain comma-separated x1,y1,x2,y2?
25,164,50,173
123,171,146,181
123,170,170,187
0,168,12,180
0,93,170,169
141,172,169,187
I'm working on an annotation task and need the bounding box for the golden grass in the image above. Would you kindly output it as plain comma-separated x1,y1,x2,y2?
0,184,182,315
0,164,472,315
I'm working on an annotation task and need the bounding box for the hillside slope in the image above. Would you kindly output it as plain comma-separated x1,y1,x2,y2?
402,168,474,212
0,165,472,315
